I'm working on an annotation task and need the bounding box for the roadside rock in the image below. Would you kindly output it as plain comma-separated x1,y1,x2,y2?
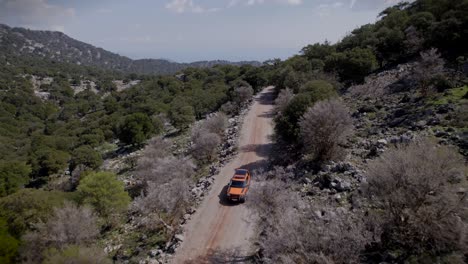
175,234,184,242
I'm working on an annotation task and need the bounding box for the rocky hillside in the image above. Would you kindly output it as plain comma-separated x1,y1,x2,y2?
0,24,261,75
251,59,468,263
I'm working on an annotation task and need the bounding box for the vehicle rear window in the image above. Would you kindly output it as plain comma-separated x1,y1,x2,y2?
231,180,245,187
235,169,248,175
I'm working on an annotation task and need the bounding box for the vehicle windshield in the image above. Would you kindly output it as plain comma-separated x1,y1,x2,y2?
230,180,245,188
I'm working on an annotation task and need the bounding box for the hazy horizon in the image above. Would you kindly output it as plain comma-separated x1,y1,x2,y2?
0,0,407,63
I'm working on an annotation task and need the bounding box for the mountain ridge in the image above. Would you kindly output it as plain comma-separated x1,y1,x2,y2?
0,24,261,75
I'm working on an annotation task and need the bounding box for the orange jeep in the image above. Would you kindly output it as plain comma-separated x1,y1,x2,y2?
226,168,251,203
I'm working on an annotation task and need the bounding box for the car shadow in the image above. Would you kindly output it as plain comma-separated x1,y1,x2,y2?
218,159,271,207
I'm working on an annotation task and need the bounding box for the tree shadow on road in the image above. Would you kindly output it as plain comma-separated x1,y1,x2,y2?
239,143,273,159
183,248,259,264
257,109,275,118
238,159,270,172
254,89,275,106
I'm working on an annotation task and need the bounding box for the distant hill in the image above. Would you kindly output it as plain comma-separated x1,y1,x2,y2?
0,24,261,75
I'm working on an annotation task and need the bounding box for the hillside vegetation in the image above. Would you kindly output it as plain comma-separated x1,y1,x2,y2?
0,45,266,262
249,0,468,263
0,0,467,263
0,24,260,75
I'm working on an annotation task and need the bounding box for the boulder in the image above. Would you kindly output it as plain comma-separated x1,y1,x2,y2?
175,234,184,242
376,139,388,147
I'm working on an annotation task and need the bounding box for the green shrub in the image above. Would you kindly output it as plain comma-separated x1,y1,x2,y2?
31,147,70,176
169,99,196,130
117,113,155,146
71,146,103,171
275,94,313,143
0,189,70,237
0,161,31,197
43,245,111,264
77,172,130,217
0,217,19,264
299,80,337,99
324,47,378,84
275,83,337,143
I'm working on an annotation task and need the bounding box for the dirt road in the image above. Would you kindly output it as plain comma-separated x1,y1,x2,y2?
171,86,275,263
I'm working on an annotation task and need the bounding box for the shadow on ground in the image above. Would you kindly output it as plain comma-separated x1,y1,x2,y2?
254,89,275,106
218,159,270,206
239,143,273,159
257,109,275,118
184,248,258,264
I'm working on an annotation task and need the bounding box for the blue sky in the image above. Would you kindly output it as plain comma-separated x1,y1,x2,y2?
0,0,405,62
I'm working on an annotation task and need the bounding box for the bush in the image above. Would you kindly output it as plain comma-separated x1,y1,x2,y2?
43,245,111,264
302,80,338,102
22,203,99,261
259,205,368,264
247,178,294,229
232,85,254,106
299,99,353,162
136,156,194,188
169,105,195,131
413,48,445,96
220,101,236,115
0,189,70,238
117,113,155,146
168,97,196,130
34,148,70,176
191,129,220,163
134,143,194,230
324,47,378,84
366,139,468,261
29,202,98,245
190,115,226,162
76,172,130,217
248,173,369,264
275,93,314,143
274,88,294,116
0,218,19,264
70,145,103,171
0,161,31,197
203,113,228,136
152,115,164,135
140,137,172,161
275,84,337,144
133,178,190,220
299,80,334,94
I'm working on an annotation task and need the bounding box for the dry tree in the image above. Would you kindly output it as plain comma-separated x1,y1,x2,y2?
299,99,353,162
203,113,228,136
21,203,99,262
366,139,468,259
413,48,445,96
274,88,294,116
248,170,369,264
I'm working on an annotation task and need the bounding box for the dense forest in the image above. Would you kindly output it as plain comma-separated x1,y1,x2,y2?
0,0,467,263
0,49,267,262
